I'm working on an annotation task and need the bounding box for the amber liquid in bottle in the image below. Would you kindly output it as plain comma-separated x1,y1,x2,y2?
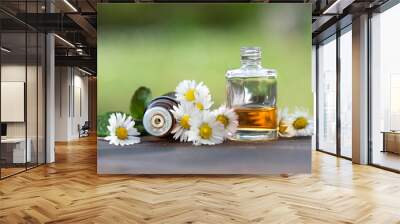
235,107,277,131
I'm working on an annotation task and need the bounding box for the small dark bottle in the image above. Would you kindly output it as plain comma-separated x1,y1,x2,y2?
143,93,178,137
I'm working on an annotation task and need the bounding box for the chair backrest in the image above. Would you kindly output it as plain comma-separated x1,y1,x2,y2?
1,123,7,137
82,121,90,129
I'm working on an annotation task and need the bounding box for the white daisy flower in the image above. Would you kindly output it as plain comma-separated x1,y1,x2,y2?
287,108,313,136
105,113,140,146
176,80,197,103
188,111,225,146
195,81,212,100
212,105,238,137
194,93,213,111
170,103,200,142
278,108,295,138
175,80,213,109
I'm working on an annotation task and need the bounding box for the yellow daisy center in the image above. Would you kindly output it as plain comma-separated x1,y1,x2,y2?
196,102,204,110
116,127,128,140
180,114,190,129
199,123,212,139
216,115,229,128
293,117,308,130
184,89,196,101
279,121,288,133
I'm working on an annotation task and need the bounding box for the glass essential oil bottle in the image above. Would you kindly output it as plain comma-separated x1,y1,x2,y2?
226,47,278,141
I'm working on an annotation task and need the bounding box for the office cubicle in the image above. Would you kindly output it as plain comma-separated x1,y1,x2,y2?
0,2,46,179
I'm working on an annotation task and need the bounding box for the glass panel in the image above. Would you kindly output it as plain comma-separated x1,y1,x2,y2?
0,29,1,179
317,36,337,154
27,30,38,169
340,28,352,158
371,4,400,171
1,30,27,177
312,46,317,151
0,1,46,179
38,33,46,165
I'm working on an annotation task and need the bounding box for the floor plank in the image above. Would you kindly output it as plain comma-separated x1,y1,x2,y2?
1,136,400,224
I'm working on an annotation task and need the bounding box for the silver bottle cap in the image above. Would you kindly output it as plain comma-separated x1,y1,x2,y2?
143,107,174,137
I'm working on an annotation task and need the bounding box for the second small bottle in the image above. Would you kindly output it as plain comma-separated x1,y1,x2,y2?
142,93,178,137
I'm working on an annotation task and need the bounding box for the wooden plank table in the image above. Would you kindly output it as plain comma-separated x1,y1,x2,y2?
97,136,311,175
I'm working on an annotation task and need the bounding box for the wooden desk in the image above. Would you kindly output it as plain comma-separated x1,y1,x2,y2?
382,131,400,154
1,138,31,163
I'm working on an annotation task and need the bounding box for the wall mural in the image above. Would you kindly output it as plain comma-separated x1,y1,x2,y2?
97,4,313,174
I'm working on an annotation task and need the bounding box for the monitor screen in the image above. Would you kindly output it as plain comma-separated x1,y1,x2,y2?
1,123,7,137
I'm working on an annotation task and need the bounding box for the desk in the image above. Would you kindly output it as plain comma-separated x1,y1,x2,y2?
1,138,31,163
382,131,400,154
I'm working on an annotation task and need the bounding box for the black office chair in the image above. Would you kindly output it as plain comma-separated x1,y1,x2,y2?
79,121,90,138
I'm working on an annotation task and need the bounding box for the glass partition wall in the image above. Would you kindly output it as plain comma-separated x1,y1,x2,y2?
317,35,337,155
316,26,352,159
316,0,400,171
0,5,46,179
339,27,352,159
370,3,400,171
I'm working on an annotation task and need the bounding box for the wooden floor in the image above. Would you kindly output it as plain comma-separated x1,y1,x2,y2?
373,150,400,171
1,167,26,178
1,136,400,224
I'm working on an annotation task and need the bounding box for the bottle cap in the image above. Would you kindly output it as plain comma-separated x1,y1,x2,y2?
240,47,261,61
143,107,174,137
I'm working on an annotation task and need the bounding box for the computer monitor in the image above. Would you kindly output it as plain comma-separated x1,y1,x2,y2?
1,123,7,137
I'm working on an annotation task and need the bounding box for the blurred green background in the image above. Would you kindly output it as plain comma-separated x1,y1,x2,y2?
98,4,312,115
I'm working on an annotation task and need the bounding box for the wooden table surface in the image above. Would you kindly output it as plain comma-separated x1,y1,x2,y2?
98,136,312,175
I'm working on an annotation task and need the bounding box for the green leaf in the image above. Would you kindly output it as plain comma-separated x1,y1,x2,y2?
97,112,111,137
130,86,152,120
134,120,146,135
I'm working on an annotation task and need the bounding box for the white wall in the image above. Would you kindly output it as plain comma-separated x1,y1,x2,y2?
55,67,69,141
1,65,39,138
1,63,46,164
55,67,89,141
70,72,89,139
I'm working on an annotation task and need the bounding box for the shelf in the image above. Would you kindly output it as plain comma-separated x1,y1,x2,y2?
97,136,311,175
